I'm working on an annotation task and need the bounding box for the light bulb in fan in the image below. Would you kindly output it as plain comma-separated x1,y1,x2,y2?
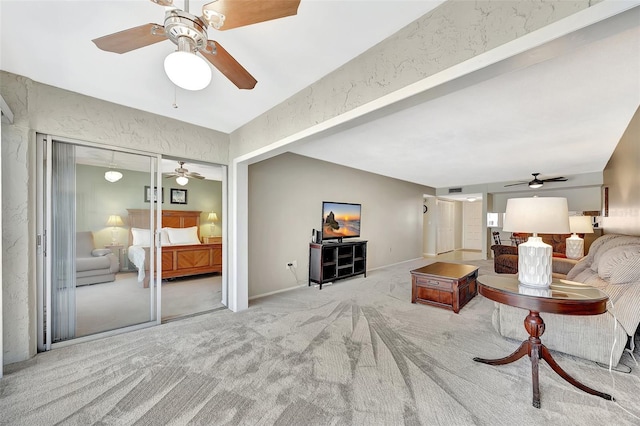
164,51,212,91
176,176,189,186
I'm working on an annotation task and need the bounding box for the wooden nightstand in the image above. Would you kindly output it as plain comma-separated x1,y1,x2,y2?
202,236,222,244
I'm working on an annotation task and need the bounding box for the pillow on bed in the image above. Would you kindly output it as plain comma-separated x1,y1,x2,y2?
131,228,151,246
166,226,201,245
160,228,172,246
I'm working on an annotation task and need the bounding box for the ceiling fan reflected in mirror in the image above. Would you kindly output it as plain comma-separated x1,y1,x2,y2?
164,161,205,186
92,0,301,90
504,173,568,189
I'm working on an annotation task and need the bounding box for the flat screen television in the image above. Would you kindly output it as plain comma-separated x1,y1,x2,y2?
321,201,361,241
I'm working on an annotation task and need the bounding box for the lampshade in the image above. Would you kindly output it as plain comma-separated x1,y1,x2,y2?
104,170,123,183
566,216,594,259
164,51,212,91
106,215,124,227
207,212,218,222
503,197,570,234
504,197,569,288
176,176,189,186
569,216,594,234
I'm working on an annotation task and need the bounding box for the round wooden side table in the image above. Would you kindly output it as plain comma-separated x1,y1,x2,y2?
474,275,613,408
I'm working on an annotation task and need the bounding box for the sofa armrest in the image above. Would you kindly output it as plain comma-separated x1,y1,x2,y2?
552,257,579,276
91,248,112,257
491,245,518,257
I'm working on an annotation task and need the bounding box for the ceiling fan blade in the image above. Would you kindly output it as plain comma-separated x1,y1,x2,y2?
150,0,174,6
164,173,179,178
186,173,205,180
200,41,257,89
92,24,167,54
504,182,527,187
202,0,300,30
542,177,568,182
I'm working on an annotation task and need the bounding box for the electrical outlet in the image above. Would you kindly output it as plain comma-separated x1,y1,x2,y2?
285,260,298,269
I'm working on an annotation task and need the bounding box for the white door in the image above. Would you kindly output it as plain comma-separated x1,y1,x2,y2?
436,200,455,254
463,201,482,250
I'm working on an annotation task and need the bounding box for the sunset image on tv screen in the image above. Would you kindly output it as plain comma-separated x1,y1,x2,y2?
323,203,361,238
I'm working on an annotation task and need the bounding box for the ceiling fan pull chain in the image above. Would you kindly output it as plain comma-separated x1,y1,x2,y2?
172,85,178,109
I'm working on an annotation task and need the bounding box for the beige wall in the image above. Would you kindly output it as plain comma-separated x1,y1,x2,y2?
76,165,223,248
602,107,640,235
1,72,227,364
491,186,602,213
248,153,432,298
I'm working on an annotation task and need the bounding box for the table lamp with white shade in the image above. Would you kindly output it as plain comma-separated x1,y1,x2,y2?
566,216,594,259
105,215,124,245
207,212,218,236
503,197,570,288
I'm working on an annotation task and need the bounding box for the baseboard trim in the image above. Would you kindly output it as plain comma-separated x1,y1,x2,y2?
249,283,308,301
250,257,425,301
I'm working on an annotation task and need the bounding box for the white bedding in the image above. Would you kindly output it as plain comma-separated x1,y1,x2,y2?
128,245,147,282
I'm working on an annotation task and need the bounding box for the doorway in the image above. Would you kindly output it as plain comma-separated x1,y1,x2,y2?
36,136,228,351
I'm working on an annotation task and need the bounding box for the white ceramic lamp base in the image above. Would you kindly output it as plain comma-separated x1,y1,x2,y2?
565,234,584,259
518,236,552,287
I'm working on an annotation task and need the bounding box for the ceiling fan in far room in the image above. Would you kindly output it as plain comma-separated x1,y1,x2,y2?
164,161,205,186
92,0,301,90
504,173,568,189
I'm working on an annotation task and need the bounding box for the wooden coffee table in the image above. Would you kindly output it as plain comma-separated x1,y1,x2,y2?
410,262,478,313
474,275,613,408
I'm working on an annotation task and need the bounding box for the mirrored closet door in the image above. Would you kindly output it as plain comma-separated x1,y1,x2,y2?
37,134,163,349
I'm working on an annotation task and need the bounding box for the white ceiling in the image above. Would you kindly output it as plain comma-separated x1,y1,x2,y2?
0,0,444,132
1,1,639,190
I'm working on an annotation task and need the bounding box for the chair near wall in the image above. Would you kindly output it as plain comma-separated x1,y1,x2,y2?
76,231,119,286
510,232,528,246
492,231,502,245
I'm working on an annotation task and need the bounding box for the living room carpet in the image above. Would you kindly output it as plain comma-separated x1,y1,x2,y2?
1,258,638,425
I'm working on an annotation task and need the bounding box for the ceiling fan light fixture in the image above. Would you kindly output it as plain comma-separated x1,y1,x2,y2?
104,170,123,183
176,175,189,186
529,182,543,189
164,50,212,91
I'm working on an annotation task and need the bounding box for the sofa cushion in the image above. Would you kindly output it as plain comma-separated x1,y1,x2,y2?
76,256,112,272
597,244,640,284
591,235,640,271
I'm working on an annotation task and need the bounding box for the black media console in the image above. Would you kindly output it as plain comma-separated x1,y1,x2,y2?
308,240,367,289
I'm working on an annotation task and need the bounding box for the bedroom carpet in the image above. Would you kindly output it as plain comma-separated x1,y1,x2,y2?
2,258,639,425
75,273,223,336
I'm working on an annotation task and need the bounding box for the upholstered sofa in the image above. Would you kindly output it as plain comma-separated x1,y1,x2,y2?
491,233,571,274
76,231,119,286
491,233,640,365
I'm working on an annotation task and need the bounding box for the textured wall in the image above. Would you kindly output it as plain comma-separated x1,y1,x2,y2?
1,71,229,364
230,0,599,160
602,107,640,235
248,153,432,298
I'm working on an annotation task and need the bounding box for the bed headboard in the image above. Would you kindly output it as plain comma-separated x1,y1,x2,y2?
127,209,202,246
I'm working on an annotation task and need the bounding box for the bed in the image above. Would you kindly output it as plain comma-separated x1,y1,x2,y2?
127,209,222,288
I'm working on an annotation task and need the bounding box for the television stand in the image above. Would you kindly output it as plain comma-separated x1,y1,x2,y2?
309,240,367,289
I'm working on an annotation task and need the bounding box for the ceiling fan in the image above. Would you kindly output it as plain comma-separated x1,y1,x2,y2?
164,161,205,186
92,0,301,90
504,173,568,189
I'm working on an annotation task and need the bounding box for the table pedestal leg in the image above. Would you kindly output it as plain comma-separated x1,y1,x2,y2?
474,310,613,408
